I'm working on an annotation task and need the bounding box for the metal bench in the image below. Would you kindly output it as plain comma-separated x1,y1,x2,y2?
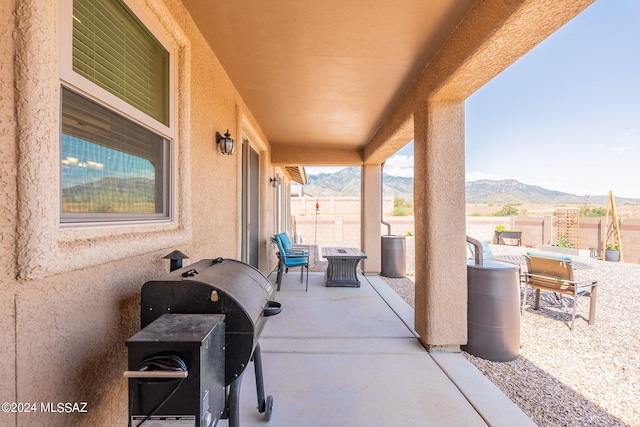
522,255,597,330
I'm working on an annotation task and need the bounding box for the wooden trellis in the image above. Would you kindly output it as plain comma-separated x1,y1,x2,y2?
556,208,580,248
601,191,623,261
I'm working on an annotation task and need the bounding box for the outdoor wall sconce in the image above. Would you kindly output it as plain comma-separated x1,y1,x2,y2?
270,177,281,188
164,250,189,272
216,129,235,155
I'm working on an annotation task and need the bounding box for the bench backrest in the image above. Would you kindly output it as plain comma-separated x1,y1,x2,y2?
525,255,576,295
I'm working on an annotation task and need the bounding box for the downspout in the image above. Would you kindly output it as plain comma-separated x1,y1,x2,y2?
380,162,391,235
466,235,483,266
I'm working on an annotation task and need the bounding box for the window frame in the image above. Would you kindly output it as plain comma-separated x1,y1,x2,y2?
59,0,176,225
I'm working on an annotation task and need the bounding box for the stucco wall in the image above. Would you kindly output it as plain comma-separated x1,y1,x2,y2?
0,0,17,423
413,101,467,350
2,0,278,425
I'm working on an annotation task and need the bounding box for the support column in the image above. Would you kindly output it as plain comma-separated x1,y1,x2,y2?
413,101,467,351
361,164,382,274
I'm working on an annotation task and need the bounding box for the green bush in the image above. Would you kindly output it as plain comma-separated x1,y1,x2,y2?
393,205,414,216
392,197,413,216
555,236,572,248
394,197,412,208
491,204,519,216
579,206,607,217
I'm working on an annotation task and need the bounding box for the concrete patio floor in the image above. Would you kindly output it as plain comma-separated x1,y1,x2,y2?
218,272,535,427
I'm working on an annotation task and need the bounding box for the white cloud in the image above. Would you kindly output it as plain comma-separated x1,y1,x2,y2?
384,155,414,177
611,146,626,153
305,166,348,175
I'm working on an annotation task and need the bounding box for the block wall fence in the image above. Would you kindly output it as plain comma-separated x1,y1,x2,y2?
291,196,395,216
292,212,640,265
465,215,640,265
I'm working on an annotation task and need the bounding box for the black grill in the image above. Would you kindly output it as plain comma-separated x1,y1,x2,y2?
140,257,281,426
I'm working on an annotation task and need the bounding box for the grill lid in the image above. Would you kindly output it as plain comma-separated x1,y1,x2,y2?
140,258,281,385
141,258,278,332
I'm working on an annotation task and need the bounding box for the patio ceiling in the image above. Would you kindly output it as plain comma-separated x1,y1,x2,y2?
181,0,476,156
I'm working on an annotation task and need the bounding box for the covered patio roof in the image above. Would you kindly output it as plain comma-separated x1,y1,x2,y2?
182,0,592,166
183,0,475,151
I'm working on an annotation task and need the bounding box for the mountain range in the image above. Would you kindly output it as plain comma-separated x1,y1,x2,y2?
301,168,640,205
303,167,414,200
465,179,640,204
62,177,155,202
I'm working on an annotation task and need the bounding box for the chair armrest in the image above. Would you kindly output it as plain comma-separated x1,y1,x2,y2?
524,272,572,282
576,280,597,288
523,273,578,285
285,250,308,257
284,252,309,260
524,272,596,288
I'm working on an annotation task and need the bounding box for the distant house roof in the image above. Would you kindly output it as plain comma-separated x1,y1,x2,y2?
284,166,307,185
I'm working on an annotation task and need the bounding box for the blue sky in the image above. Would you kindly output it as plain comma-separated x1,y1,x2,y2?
311,0,640,199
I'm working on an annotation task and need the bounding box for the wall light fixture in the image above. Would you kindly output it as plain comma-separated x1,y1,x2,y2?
216,129,235,155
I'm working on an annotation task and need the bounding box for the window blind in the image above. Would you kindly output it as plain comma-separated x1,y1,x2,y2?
72,0,169,126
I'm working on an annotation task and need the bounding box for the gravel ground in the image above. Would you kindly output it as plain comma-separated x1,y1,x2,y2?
380,245,640,427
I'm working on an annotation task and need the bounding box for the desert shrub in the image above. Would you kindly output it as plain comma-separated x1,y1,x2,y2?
394,197,412,207
579,206,607,217
491,204,519,216
556,236,573,248
393,198,414,216
393,205,413,216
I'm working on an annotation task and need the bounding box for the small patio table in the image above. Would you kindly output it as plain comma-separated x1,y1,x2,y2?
322,247,367,287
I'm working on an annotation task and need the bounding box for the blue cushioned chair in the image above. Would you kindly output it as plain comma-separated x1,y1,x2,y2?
271,234,309,291
275,232,309,257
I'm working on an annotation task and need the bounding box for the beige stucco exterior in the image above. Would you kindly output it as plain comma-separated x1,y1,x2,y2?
0,0,594,425
361,164,383,274
0,0,17,417
2,0,282,425
413,101,468,349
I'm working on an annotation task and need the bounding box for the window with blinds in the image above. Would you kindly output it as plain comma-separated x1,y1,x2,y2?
72,0,169,126
60,0,173,223
61,88,169,221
